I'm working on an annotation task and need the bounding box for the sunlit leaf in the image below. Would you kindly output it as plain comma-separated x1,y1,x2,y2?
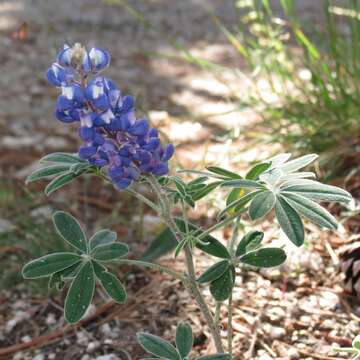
249,191,276,220
275,196,304,246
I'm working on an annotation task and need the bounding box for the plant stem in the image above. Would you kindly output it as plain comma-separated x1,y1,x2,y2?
116,259,185,281
227,216,240,356
215,302,221,327
147,175,225,354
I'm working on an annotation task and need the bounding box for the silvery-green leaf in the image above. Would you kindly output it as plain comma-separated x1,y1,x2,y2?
280,179,352,203
281,192,338,230
22,252,82,279
249,191,276,220
26,165,70,184
53,211,88,253
275,196,304,246
259,168,283,186
137,332,181,360
40,152,84,164
89,230,117,251
280,154,318,173
176,322,193,359
279,172,315,182
268,153,291,167
45,172,82,196
197,260,229,284
70,162,92,175
93,261,126,303
64,261,95,323
221,179,266,189
236,230,264,257
92,242,129,261
240,247,287,268
206,166,241,179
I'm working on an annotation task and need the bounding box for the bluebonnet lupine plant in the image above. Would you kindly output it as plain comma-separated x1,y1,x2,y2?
23,43,353,359
47,43,174,189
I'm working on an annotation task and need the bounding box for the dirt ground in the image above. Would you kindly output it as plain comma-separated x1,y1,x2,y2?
0,1,359,359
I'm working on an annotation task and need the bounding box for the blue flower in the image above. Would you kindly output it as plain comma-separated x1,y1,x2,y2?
47,43,174,190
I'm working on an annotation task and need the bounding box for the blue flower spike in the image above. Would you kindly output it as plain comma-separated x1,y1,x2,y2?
46,43,174,189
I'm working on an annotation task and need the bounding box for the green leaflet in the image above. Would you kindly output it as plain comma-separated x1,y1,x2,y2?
40,152,84,164
92,242,129,262
235,230,264,257
173,219,230,259
53,211,88,253
209,266,235,301
89,229,117,251
93,261,127,303
48,261,82,290
197,260,229,284
280,179,352,203
245,162,271,180
206,166,241,179
45,171,82,196
175,322,193,359
26,165,70,184
22,252,82,279
280,154,318,173
137,332,181,360
275,196,305,246
64,261,95,323
197,355,232,360
221,179,266,189
281,192,338,230
249,191,276,220
240,248,287,268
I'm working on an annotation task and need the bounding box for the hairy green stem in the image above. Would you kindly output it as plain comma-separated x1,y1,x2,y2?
227,216,240,356
116,259,185,281
147,175,225,354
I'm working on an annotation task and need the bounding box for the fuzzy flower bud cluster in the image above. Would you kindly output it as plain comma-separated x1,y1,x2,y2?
46,44,174,189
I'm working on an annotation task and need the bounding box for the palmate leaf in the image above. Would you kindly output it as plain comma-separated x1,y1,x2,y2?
275,196,304,246
22,252,82,279
64,261,95,323
53,211,88,253
93,261,127,303
137,332,181,360
197,260,229,284
175,322,193,359
92,242,129,261
240,248,287,268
